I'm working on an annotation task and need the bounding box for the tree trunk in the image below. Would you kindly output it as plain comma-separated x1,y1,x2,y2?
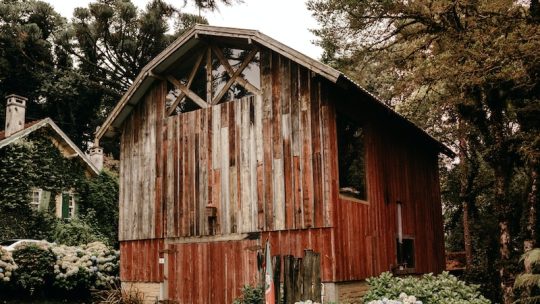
524,167,538,270
495,171,514,304
459,130,473,268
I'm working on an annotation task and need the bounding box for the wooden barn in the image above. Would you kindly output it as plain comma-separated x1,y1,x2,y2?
95,25,452,303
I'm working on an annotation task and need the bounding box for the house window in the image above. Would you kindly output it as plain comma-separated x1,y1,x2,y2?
336,114,367,201
30,188,42,210
396,238,415,269
61,192,77,219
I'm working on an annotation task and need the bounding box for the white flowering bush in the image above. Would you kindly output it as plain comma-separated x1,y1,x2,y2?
83,241,119,288
51,241,119,291
52,244,94,291
363,272,491,304
11,243,56,294
0,247,17,283
367,293,422,304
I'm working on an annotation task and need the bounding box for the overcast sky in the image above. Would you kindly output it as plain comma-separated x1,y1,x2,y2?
43,0,323,59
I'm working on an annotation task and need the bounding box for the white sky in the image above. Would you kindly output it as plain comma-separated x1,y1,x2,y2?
43,0,323,59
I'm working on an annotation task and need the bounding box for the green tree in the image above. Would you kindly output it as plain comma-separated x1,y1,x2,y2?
0,0,65,127
79,170,120,247
308,1,540,302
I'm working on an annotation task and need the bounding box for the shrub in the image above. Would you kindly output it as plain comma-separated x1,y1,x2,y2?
94,283,144,304
52,213,108,246
80,170,120,248
11,243,56,295
51,244,95,291
51,241,119,291
233,285,264,304
0,246,17,284
363,272,490,304
84,241,120,288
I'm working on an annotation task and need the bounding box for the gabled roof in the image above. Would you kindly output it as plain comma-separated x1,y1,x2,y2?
96,24,453,157
0,118,99,176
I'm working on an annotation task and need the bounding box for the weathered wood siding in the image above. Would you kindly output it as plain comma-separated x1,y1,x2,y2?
166,239,259,303
120,239,164,282
119,82,165,241
329,112,445,280
123,50,334,240
261,101,445,282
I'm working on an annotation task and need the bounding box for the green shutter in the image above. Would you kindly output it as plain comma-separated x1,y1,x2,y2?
38,191,51,212
61,192,70,219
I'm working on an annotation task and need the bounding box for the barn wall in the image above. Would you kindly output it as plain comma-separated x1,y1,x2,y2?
162,50,335,238
330,115,445,280
166,239,259,303
119,82,166,241
120,239,164,282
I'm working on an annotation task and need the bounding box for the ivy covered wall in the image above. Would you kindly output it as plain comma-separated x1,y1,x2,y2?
0,128,118,243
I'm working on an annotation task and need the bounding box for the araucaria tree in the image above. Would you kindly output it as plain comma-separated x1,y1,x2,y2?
308,1,540,303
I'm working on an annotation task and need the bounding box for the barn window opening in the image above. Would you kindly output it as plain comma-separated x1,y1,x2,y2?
396,238,415,269
336,114,367,201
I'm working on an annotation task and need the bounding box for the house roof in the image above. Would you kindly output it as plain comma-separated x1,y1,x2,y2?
0,119,42,141
95,24,454,157
0,118,100,176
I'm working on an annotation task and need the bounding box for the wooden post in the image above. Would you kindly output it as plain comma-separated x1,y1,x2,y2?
302,250,314,300
312,252,322,302
294,257,303,302
283,255,293,304
273,255,281,303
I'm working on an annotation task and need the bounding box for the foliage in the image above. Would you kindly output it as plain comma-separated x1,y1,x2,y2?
367,293,421,304
79,170,120,247
233,284,264,304
94,283,144,304
0,247,18,284
0,130,88,241
52,213,108,247
51,242,119,291
3,241,119,298
11,244,56,295
363,272,490,304
514,248,540,303
0,0,65,128
308,0,540,302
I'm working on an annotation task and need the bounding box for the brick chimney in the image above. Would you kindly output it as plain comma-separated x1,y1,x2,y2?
5,94,27,137
88,146,104,171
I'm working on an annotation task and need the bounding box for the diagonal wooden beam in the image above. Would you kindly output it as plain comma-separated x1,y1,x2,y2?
167,76,208,109
211,46,261,96
212,48,259,105
167,53,205,115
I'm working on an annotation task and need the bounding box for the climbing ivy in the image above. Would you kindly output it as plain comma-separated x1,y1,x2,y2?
0,128,88,240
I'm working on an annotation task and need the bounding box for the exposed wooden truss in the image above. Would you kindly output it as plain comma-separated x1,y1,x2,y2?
211,48,258,105
164,45,260,115
211,45,261,96
166,53,205,116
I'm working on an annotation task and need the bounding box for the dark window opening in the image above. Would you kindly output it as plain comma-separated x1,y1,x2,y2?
396,238,415,269
336,114,367,201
